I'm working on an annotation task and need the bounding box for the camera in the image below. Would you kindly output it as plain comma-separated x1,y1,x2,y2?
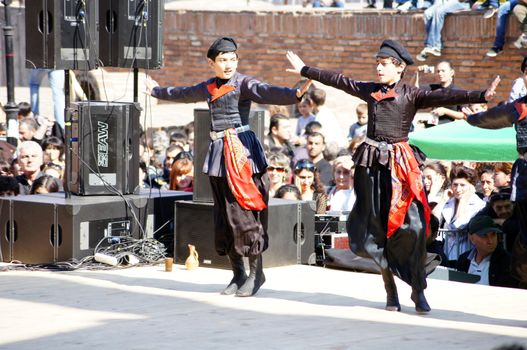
424,65,435,74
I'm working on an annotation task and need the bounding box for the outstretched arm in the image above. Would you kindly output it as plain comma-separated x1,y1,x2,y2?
416,76,501,110
286,51,369,100
144,76,209,103
243,75,310,105
463,101,518,129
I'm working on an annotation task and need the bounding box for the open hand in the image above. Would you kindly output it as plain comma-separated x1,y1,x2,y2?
484,75,500,101
296,79,313,98
461,106,474,119
431,107,447,117
286,51,306,75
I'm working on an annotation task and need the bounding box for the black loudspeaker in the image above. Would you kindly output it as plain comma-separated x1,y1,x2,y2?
174,198,315,268
69,101,141,195
98,0,164,69
0,190,192,264
193,108,266,203
25,0,99,70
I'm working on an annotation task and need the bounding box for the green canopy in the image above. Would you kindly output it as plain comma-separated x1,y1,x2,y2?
408,120,517,161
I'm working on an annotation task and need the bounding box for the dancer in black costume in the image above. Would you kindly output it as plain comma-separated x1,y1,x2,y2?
146,37,311,297
287,40,499,312
465,97,527,289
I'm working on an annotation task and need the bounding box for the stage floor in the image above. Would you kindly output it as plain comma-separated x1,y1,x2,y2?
0,264,525,349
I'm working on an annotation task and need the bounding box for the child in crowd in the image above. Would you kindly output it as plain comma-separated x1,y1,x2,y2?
348,103,368,140
469,103,488,113
296,96,316,138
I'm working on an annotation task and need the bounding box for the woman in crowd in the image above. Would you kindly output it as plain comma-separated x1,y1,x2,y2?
267,151,291,198
274,184,302,200
422,161,449,206
493,162,512,190
41,162,64,180
169,151,194,192
293,159,327,213
432,166,486,267
41,136,65,169
326,155,356,212
30,175,61,194
477,165,496,202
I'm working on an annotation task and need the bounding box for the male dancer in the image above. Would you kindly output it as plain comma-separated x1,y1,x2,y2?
287,40,499,312
146,37,310,297
465,98,527,288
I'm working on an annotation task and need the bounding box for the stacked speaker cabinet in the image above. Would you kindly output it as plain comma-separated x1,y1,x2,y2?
99,0,164,69
68,101,141,195
25,0,99,70
0,191,192,264
174,198,316,268
193,108,265,203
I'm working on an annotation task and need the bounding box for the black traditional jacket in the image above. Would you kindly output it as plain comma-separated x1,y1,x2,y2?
300,66,487,168
152,72,299,176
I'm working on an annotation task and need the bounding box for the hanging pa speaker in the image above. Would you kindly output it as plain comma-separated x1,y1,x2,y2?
69,101,141,196
25,0,99,70
98,0,164,69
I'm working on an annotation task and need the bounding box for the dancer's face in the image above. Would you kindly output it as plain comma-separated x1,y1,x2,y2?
376,57,404,85
208,52,238,80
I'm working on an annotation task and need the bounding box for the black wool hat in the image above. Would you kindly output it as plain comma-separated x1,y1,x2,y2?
376,40,414,66
207,37,238,59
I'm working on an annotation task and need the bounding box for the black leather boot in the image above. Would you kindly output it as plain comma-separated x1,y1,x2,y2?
381,269,401,312
220,253,247,295
236,254,266,297
411,289,431,313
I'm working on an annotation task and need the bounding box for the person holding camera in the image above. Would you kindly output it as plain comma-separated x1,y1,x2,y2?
415,61,467,127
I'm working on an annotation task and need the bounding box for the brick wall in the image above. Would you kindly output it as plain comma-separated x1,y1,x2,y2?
150,9,525,105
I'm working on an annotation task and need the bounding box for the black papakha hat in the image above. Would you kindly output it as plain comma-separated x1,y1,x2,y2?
207,37,238,59
376,40,414,66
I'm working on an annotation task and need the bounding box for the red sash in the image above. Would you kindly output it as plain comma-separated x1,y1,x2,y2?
387,142,430,238
515,101,527,121
223,129,266,211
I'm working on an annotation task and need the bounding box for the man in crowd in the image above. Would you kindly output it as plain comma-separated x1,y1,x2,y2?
295,132,332,186
456,216,517,287
15,141,44,195
265,113,295,159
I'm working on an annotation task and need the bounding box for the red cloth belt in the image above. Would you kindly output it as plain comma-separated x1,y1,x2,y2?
223,128,266,211
387,142,430,238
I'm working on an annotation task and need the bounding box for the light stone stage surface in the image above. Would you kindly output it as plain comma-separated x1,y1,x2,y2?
0,264,525,349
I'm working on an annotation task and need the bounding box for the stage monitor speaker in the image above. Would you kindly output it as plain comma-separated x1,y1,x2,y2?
69,101,141,195
192,108,265,203
174,198,315,268
99,0,164,69
25,0,99,70
0,190,192,264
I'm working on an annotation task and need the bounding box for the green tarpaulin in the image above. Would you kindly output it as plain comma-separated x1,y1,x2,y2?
408,120,517,161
